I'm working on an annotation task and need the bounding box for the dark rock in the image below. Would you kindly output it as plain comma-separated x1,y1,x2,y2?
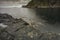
24,0,60,8
0,13,60,40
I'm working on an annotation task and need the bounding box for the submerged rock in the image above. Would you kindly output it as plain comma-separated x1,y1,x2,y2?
0,13,60,40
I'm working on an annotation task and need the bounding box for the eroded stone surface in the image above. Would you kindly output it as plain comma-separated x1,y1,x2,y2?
0,13,60,40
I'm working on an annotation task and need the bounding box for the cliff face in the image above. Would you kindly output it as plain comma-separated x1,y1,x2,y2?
25,0,60,8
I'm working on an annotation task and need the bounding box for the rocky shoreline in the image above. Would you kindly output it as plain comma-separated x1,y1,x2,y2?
0,13,60,40
23,0,60,8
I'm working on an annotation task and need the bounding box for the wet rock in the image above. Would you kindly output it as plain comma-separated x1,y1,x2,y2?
0,13,60,40
0,13,30,40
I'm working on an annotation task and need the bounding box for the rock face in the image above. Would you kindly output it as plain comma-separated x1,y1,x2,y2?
24,0,60,8
0,13,60,40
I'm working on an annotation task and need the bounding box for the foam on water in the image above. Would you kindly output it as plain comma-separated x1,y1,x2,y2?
0,23,7,28
0,5,22,8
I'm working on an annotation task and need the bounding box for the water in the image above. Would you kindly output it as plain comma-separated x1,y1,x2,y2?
0,6,60,33
0,23,7,28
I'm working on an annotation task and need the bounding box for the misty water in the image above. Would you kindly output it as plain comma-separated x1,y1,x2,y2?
0,7,60,33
